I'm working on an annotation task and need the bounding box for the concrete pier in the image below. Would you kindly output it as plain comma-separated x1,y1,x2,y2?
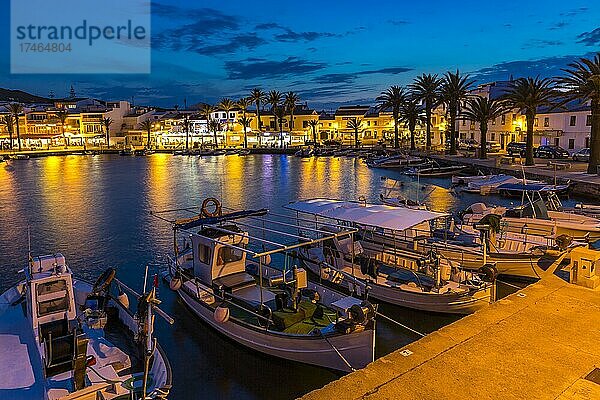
302,274,600,400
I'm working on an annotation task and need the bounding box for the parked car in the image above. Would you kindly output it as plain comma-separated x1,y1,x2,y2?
487,141,501,153
534,145,570,159
458,139,478,150
506,142,528,157
572,148,590,162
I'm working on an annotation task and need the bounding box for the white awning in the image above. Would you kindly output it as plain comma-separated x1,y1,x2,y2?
285,199,449,231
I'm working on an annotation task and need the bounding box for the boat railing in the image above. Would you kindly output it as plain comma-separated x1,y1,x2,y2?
167,257,278,332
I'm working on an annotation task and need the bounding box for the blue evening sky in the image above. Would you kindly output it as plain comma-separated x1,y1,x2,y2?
1,0,599,108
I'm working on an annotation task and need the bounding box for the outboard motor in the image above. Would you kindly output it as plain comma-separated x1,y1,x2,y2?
478,263,498,283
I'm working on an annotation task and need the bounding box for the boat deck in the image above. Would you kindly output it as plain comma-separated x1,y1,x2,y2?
0,302,47,400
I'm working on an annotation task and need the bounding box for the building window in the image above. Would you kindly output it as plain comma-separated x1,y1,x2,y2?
431,117,437,125
501,115,506,125
512,114,517,122
587,115,592,126
534,118,538,127
491,132,495,141
570,115,576,126
568,138,575,149
470,132,474,139
492,118,496,125
373,121,377,126
470,122,475,130
586,137,590,148
544,117,549,127
554,137,560,146
462,119,466,126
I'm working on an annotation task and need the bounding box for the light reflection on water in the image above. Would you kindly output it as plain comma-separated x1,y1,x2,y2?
0,154,557,399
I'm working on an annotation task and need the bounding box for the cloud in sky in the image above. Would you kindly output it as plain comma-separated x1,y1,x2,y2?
577,28,600,46
224,57,327,80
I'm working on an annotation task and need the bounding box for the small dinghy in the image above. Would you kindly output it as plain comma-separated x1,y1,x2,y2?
404,165,466,178
154,200,376,372
0,253,173,399
238,149,251,156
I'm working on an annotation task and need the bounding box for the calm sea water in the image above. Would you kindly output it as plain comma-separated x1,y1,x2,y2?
0,154,575,399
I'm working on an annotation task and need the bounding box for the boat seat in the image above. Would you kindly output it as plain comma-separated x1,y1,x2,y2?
212,272,256,293
40,318,69,343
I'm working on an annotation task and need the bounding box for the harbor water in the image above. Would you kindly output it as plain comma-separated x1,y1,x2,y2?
0,153,575,399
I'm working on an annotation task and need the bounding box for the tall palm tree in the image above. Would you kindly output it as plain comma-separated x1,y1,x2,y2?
377,86,406,148
398,96,424,151
410,74,442,150
267,90,282,132
440,70,475,155
139,119,153,149
56,110,69,148
307,119,319,144
201,104,217,149
182,115,190,150
461,96,508,159
284,91,300,132
503,77,556,166
1,115,14,150
273,105,286,147
102,117,113,147
238,116,253,148
347,117,363,148
250,88,266,145
8,103,24,151
208,119,221,148
218,98,236,146
555,53,600,173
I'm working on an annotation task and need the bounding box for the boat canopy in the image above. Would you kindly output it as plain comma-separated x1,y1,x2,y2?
285,199,449,231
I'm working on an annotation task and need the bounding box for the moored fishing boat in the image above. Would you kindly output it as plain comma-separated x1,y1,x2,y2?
366,154,428,169
154,201,376,372
285,199,552,279
462,198,600,242
0,253,173,399
404,164,467,178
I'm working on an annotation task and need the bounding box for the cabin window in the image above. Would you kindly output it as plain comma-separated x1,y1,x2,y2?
37,280,70,317
198,244,212,265
216,246,243,265
37,280,67,296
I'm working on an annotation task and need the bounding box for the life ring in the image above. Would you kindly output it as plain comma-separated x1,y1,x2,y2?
93,268,116,293
201,198,222,218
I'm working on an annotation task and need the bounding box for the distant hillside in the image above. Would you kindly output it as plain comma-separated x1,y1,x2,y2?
0,88,52,104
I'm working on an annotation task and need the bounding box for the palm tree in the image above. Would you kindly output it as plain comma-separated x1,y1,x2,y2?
8,103,24,151
208,119,221,148
1,115,14,150
398,96,424,151
182,115,190,150
555,53,600,173
461,97,508,159
238,116,253,148
284,91,300,133
102,117,113,148
201,104,217,149
56,110,69,148
347,117,363,148
250,88,266,145
440,70,475,155
267,90,282,132
218,98,236,146
410,74,442,150
377,86,406,148
503,77,556,166
273,105,286,147
139,119,153,149
307,119,319,144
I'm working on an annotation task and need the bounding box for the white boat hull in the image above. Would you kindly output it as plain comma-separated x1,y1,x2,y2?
175,281,374,372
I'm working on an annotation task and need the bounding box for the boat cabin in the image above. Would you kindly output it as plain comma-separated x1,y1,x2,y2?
26,254,88,390
190,225,254,291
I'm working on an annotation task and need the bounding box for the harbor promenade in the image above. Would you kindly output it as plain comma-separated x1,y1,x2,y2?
302,270,600,400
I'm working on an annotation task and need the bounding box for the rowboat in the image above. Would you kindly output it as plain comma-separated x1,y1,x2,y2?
154,202,376,372
0,253,173,399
